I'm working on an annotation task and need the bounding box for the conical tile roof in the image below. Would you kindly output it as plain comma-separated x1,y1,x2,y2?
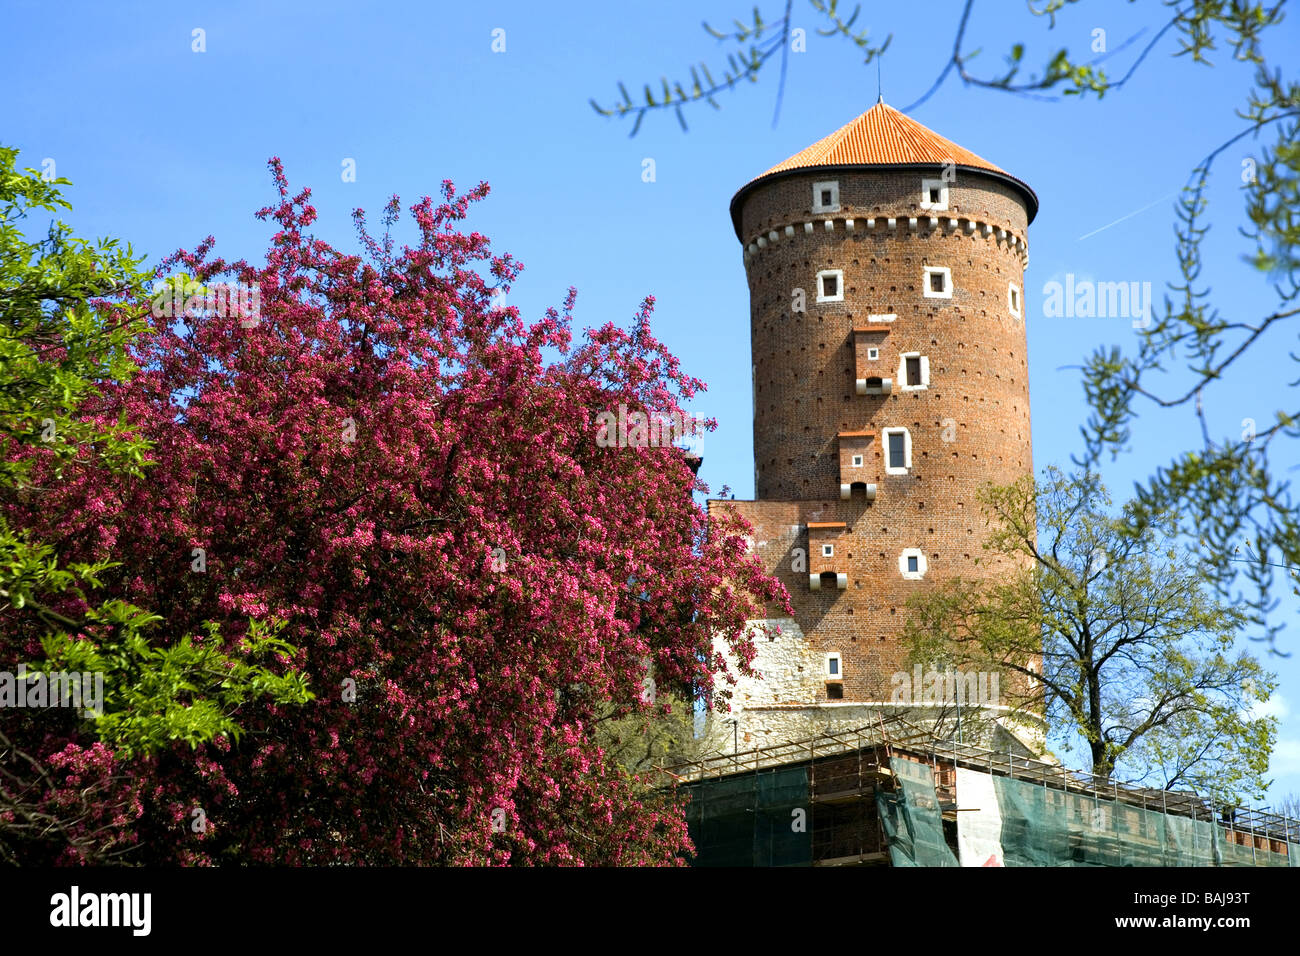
730,100,1037,236
758,100,1007,177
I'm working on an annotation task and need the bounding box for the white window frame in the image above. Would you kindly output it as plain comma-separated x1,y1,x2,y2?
883,427,911,475
898,352,930,391
920,178,949,211
825,652,843,680
867,313,896,324
899,548,927,580
816,269,844,303
866,346,879,361
923,266,952,299
851,454,864,468
1008,282,1021,318
821,543,834,558
812,180,840,213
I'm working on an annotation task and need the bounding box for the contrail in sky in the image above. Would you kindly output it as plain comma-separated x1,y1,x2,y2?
1078,190,1183,240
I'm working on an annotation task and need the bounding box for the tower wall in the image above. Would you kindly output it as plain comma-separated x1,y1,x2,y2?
708,160,1039,754
741,169,1031,500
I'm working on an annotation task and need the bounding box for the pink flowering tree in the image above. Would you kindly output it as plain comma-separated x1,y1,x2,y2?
10,159,787,864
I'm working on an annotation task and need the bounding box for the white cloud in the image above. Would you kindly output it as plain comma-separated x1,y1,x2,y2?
1269,738,1300,777
1250,691,1289,722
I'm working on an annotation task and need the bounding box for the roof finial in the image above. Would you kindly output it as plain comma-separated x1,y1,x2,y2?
877,55,883,104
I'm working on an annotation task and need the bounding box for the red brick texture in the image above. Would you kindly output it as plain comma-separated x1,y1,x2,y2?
712,165,1035,703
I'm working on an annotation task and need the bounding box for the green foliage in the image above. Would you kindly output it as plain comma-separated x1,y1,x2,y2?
0,145,152,491
36,616,313,759
0,145,311,763
903,467,1277,803
596,691,702,779
0,144,151,629
0,523,116,624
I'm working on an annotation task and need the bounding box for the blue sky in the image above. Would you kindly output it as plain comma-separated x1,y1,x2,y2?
3,0,1298,806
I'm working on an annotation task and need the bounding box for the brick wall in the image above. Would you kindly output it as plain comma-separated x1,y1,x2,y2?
705,164,1041,752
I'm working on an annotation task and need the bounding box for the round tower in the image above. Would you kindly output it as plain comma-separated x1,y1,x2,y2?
709,101,1042,755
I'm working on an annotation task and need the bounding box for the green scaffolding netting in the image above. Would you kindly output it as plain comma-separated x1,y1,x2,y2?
988,772,1299,867
876,757,958,867
683,766,812,867
680,754,1300,867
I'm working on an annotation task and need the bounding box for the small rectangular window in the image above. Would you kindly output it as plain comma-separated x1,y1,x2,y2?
906,356,922,386
923,266,953,299
821,543,834,557
851,454,864,468
867,347,879,360
828,657,839,675
812,181,840,212
888,432,906,469
920,178,949,211
900,549,926,577
816,269,844,303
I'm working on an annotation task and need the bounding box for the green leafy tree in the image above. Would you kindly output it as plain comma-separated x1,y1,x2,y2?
0,146,311,862
596,690,702,777
903,467,1276,803
34,616,311,759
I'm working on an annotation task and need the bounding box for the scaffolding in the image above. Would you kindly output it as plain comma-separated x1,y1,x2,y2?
663,716,1300,866
670,715,918,866
665,713,928,782
927,734,1300,863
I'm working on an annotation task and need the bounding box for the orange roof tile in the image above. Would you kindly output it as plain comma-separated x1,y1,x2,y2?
806,521,847,530
755,100,1006,179
730,100,1037,236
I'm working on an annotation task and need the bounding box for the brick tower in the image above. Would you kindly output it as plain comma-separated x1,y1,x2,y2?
707,100,1043,755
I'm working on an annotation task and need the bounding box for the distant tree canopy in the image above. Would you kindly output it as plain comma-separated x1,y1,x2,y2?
903,467,1276,803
